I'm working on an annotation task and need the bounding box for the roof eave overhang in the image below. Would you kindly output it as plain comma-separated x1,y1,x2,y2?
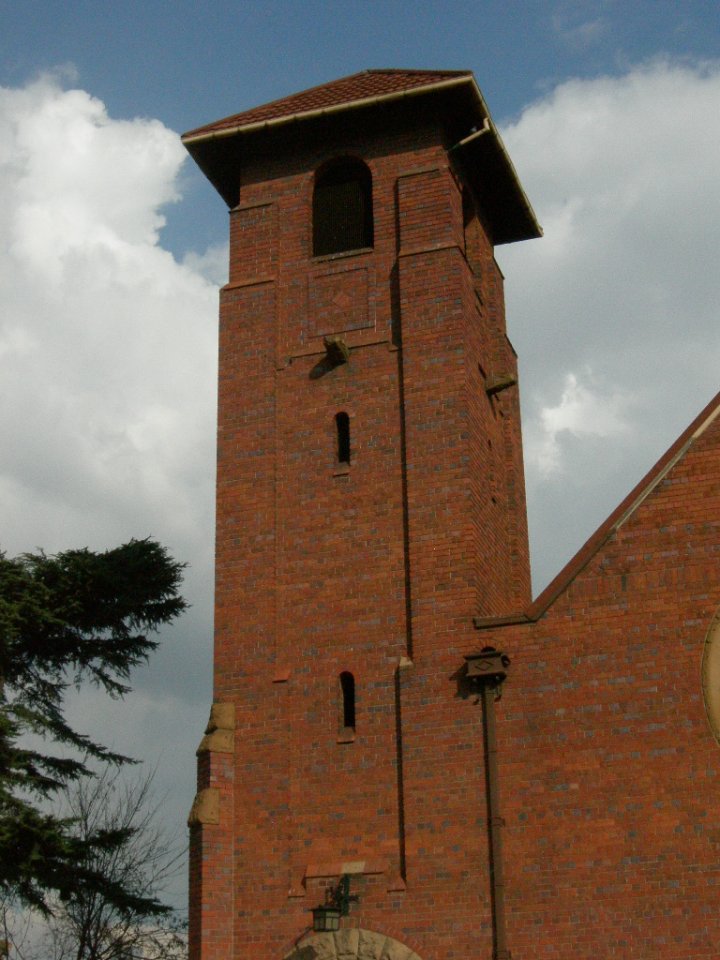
182,74,474,146
449,113,542,245
182,75,541,244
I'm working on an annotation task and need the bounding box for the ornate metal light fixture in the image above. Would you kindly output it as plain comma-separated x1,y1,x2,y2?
311,875,358,932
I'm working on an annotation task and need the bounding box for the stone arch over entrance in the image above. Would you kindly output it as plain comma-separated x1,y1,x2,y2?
702,608,720,743
284,929,422,960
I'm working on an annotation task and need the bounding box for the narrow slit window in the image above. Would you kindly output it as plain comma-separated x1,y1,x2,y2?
340,671,356,732
336,412,350,465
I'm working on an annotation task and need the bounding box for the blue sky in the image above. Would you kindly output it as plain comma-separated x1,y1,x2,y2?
4,0,719,256
5,1,720,122
2,0,720,914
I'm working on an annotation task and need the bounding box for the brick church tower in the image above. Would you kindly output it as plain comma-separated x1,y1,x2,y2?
182,69,540,960
184,68,720,960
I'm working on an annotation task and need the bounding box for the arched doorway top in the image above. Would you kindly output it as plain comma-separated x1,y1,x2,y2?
284,928,422,960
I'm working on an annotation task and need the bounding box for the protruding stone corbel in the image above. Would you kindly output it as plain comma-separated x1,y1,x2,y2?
187,787,220,826
323,335,350,365
486,373,517,397
196,701,235,755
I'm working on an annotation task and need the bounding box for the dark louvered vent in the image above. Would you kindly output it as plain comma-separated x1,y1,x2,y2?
313,159,373,256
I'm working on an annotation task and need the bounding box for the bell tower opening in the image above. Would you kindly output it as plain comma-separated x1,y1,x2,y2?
313,157,373,256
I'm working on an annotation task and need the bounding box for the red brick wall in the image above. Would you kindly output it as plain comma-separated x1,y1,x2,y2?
479,412,720,957
189,745,234,960
190,107,533,960
190,100,720,960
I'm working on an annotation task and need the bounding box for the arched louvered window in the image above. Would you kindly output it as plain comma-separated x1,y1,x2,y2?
313,159,373,257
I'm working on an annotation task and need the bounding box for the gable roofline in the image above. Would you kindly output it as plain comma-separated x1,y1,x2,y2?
475,388,720,630
182,70,474,143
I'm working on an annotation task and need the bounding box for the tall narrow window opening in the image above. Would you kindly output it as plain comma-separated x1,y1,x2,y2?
313,158,373,257
340,671,356,732
335,412,350,465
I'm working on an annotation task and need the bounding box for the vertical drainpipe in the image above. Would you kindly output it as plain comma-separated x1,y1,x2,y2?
465,647,511,960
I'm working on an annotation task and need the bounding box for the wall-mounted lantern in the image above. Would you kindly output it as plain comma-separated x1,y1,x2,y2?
311,902,342,933
311,875,358,932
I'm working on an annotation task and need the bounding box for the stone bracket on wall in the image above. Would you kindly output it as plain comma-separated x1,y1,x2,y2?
187,702,236,826
187,787,220,826
288,860,406,900
196,701,235,755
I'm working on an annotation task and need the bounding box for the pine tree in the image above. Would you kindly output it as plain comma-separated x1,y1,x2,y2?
0,538,187,914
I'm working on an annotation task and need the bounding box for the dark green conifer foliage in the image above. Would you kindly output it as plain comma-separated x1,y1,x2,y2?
0,538,187,914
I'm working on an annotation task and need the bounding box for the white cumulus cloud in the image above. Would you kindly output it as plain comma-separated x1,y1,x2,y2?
0,73,221,906
0,72,218,563
527,371,633,475
498,59,720,590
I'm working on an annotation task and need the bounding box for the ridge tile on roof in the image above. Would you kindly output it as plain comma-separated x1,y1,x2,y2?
183,68,472,140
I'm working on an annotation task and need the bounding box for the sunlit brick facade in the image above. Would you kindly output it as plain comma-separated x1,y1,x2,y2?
184,70,720,960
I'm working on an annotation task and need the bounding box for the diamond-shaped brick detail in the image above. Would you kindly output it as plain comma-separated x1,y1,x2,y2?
332,290,353,310
307,266,372,338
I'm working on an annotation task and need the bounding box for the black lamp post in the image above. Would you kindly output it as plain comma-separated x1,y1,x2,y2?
311,875,358,933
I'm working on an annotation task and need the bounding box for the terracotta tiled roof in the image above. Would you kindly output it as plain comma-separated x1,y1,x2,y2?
183,69,472,140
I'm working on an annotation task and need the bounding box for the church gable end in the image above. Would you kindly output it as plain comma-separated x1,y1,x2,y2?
474,392,720,956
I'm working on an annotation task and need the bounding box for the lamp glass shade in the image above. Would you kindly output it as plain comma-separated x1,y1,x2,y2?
312,904,342,932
